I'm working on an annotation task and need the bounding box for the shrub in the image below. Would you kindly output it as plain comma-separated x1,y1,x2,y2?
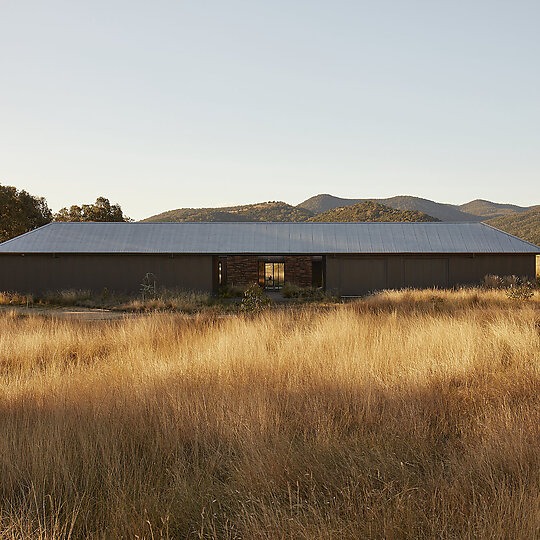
282,282,336,302
40,289,92,306
506,281,534,300
119,289,212,313
140,272,157,300
483,274,504,289
240,283,270,312
0,291,34,305
219,284,246,298
165,291,212,312
281,282,303,298
483,274,520,289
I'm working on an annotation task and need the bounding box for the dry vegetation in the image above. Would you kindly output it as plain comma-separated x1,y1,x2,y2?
0,290,539,538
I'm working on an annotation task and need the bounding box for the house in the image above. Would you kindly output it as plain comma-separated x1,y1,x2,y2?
0,222,537,296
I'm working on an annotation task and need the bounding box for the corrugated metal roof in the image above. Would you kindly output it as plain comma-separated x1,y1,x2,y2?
0,222,538,254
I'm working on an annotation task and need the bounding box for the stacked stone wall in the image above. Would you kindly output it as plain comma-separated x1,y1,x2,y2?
284,256,312,287
225,256,259,285
223,255,313,288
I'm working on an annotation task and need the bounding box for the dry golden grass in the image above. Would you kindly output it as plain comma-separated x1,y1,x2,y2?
0,290,539,538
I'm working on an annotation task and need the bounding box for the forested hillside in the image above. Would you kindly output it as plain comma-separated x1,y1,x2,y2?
143,200,439,224
142,201,313,222
298,194,477,221
308,201,439,222
486,207,540,246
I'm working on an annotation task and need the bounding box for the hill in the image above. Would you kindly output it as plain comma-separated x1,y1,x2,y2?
143,201,314,223
298,194,478,221
308,201,439,222
485,207,540,246
458,199,533,219
298,194,534,222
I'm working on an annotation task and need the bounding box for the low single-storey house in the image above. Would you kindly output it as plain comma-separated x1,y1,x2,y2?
0,222,537,296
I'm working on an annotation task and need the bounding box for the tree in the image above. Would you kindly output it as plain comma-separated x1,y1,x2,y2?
54,197,130,222
0,184,53,242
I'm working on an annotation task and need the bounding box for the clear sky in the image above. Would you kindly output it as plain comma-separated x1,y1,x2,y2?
1,1,539,220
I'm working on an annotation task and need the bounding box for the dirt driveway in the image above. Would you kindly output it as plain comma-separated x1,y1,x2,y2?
0,306,138,320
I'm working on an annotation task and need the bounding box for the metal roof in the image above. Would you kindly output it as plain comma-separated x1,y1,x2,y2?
0,222,538,254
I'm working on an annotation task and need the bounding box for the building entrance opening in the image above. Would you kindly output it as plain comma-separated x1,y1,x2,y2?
263,262,284,289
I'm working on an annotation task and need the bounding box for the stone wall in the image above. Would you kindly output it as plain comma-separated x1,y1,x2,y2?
284,256,312,287
223,255,313,288
225,256,259,286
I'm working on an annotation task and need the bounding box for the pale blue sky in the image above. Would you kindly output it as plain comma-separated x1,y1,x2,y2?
1,1,539,219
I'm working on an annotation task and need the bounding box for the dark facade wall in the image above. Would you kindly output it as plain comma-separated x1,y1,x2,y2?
326,254,537,295
226,256,259,286
1,253,535,296
447,255,535,285
284,256,312,287
0,254,213,294
329,258,387,296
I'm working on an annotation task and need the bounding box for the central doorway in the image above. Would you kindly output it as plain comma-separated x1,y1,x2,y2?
261,262,284,289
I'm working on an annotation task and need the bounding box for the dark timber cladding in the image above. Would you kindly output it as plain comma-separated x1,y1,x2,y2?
0,222,537,295
325,254,536,296
0,254,213,294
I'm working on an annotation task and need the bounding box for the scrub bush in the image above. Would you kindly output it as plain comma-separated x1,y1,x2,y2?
240,283,270,312
40,289,92,306
506,281,535,300
218,284,246,298
282,282,335,302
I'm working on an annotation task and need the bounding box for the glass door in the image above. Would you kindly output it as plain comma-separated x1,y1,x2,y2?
264,262,284,289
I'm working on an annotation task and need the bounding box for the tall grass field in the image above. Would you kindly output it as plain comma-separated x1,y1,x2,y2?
0,290,539,538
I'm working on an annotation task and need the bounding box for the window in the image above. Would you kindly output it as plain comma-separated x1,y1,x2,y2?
218,261,223,286
263,262,284,289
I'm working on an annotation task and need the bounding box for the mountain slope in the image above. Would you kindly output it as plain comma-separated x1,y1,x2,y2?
458,199,533,219
381,196,476,221
142,201,314,223
298,194,480,221
486,207,540,246
308,201,439,223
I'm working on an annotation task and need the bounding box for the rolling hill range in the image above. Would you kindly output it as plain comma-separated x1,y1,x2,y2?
143,195,539,246
297,194,535,222
143,200,439,224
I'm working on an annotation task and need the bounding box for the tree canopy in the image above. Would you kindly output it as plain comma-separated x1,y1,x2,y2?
0,186,131,242
0,184,53,242
54,197,130,222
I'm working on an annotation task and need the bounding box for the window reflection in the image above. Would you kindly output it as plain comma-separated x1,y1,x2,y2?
263,262,284,289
